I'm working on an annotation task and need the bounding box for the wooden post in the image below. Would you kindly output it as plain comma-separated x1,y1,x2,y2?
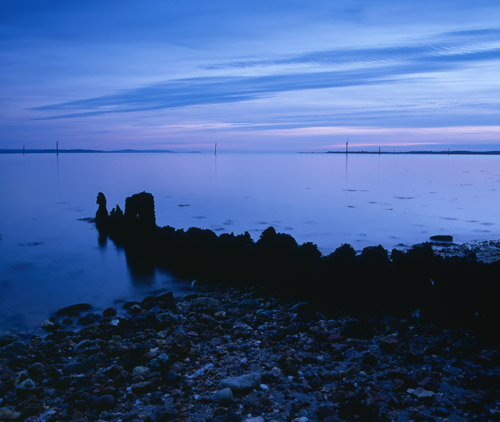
379,146,381,155
215,142,217,156
23,144,25,155
346,138,349,155
56,141,59,156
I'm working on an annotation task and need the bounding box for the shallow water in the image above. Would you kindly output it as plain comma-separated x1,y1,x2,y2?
0,152,499,329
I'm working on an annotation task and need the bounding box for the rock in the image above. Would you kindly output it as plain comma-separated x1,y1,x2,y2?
327,333,344,343
15,378,36,397
28,362,45,381
0,332,18,347
150,353,170,371
189,297,221,313
211,387,234,404
164,371,180,385
220,373,261,393
430,235,453,242
131,378,160,394
237,298,261,309
0,407,21,420
73,339,98,352
132,366,150,377
93,394,115,411
56,303,92,316
41,320,55,331
244,418,264,422
0,341,27,359
407,387,435,399
103,307,117,317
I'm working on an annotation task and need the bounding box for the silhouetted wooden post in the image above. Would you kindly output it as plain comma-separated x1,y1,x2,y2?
346,139,349,155
56,141,59,156
215,142,217,156
23,144,25,155
379,146,381,155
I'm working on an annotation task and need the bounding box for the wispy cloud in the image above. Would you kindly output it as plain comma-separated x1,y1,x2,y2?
32,43,499,121
204,28,500,70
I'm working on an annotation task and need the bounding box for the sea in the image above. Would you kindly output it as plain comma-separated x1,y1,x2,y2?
0,152,499,330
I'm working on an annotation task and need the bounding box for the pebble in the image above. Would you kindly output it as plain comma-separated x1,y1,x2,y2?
0,286,496,421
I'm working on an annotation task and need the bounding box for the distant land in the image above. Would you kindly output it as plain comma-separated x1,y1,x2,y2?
319,150,500,155
0,149,191,154
1,148,500,155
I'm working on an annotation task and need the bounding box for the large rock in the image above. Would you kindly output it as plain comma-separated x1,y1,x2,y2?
220,373,261,393
56,303,92,316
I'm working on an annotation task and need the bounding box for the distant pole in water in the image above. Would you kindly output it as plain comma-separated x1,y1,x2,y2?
448,148,450,155
23,144,25,155
56,141,59,156
346,138,349,155
215,142,217,156
378,146,381,155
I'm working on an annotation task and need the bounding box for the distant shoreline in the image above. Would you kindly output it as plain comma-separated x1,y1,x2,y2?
1,148,500,155
0,148,183,154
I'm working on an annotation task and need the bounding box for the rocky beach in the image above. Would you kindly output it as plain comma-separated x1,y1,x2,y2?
1,282,500,422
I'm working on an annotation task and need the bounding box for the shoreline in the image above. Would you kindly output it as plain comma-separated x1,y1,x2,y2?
1,283,499,421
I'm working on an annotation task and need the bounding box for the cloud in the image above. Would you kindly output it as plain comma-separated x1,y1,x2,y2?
204,28,500,70
32,43,499,121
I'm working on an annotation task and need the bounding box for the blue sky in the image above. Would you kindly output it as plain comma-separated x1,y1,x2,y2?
0,0,499,151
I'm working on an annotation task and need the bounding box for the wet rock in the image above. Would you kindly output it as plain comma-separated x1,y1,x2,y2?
220,373,261,393
132,366,151,377
0,332,18,347
430,235,453,242
103,307,117,317
189,297,221,314
15,378,37,397
132,378,160,394
211,387,234,404
0,407,20,420
407,387,435,399
244,417,264,422
28,362,45,381
56,303,92,316
150,353,170,371
0,341,27,359
93,394,115,411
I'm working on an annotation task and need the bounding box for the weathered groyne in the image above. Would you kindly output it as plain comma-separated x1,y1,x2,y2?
95,192,500,340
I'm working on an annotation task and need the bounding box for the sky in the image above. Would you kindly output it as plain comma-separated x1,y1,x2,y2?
0,0,499,152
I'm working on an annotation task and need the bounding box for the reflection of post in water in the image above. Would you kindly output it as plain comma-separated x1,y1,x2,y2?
345,153,349,181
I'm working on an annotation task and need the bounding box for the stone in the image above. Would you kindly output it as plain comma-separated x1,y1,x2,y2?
41,320,55,331
131,378,160,394
16,378,36,397
244,418,264,422
220,373,261,393
93,394,115,411
132,366,150,377
211,387,234,404
103,307,117,317
0,332,18,347
150,353,170,371
0,341,27,359
56,303,92,316
0,407,21,420
189,297,221,313
407,387,435,399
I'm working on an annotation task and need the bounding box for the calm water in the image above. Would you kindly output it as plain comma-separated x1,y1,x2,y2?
0,152,499,330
